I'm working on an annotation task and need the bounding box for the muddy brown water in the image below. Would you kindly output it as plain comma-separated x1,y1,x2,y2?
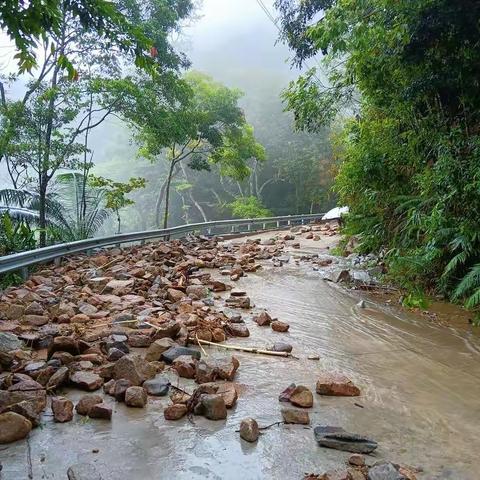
2,234,480,479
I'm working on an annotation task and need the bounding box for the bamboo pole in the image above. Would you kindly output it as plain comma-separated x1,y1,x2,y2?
196,338,296,358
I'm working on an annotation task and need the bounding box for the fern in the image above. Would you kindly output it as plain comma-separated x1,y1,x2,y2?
465,288,480,309
452,263,480,301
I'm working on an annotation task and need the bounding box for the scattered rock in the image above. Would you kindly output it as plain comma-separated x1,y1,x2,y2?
143,376,170,396
114,379,132,402
46,366,69,390
227,323,250,337
193,394,227,420
52,396,74,422
271,320,290,332
113,354,155,385
368,463,406,480
125,386,147,407
0,332,23,353
48,336,79,359
67,463,102,480
239,418,259,442
253,311,272,326
162,346,201,364
279,383,296,402
349,454,366,467
281,408,310,424
316,372,361,397
75,394,103,416
289,385,313,408
23,314,49,326
270,342,293,353
164,403,187,420
70,371,104,391
173,355,197,379
314,426,378,454
88,402,112,420
0,412,32,444
5,400,40,427
107,347,125,361
145,338,176,361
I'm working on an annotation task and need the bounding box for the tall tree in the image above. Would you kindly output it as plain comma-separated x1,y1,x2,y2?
0,0,193,246
127,71,265,228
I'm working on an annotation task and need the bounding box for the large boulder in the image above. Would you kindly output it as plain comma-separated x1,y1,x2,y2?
113,354,156,386
316,372,361,397
0,412,32,444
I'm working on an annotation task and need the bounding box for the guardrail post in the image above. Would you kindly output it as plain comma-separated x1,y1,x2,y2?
54,257,61,267
247,222,252,232
20,267,28,281
231,225,235,234
276,220,280,228
262,222,266,230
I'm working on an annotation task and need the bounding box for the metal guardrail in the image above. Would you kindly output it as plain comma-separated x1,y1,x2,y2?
0,213,325,275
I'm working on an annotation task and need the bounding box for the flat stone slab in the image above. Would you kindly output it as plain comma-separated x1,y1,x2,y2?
314,426,378,454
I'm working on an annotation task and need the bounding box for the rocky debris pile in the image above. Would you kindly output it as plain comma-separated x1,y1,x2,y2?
290,220,340,241
0,235,287,443
304,456,420,480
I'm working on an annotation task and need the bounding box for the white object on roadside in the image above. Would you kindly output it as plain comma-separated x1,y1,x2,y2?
322,206,349,220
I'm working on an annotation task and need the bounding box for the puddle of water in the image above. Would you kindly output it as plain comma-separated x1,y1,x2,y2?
2,236,480,480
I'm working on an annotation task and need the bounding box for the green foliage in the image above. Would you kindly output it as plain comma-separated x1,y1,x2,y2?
125,70,264,227
0,213,36,256
275,0,480,314
0,0,193,75
401,291,430,310
228,196,272,219
88,175,146,233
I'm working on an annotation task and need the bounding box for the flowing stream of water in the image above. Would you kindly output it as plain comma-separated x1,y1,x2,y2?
2,235,480,479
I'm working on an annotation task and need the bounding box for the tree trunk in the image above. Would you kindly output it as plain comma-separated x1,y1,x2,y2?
163,160,176,229
38,179,48,247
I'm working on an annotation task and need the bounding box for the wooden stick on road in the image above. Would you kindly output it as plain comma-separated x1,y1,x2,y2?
196,338,297,358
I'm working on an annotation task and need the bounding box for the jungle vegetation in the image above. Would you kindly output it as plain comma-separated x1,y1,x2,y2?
275,0,480,312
